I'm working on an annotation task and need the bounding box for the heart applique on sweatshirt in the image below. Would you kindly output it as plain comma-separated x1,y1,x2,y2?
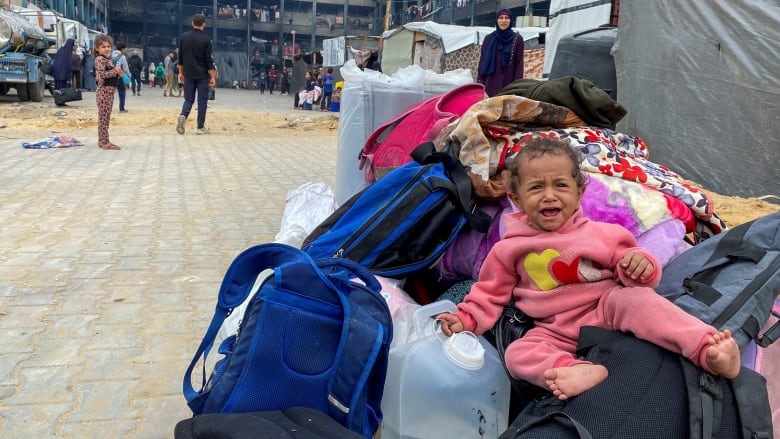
523,249,560,291
551,257,581,284
551,257,603,284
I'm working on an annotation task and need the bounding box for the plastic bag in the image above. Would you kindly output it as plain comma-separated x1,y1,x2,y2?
274,182,337,248
374,276,421,350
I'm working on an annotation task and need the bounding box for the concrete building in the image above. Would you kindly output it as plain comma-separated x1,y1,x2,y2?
106,0,549,69
5,0,548,88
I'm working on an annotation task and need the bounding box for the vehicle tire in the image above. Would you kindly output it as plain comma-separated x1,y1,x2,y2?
17,83,30,101
28,69,45,102
0,84,8,95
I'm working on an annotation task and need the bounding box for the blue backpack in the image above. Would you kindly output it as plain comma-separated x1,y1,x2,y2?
657,211,780,349
302,143,491,278
183,243,392,438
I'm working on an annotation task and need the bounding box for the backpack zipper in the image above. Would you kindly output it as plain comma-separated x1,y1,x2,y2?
333,164,429,259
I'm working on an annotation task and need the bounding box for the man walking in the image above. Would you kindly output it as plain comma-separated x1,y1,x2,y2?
163,50,176,97
128,49,143,96
280,66,290,95
267,65,277,95
176,14,217,135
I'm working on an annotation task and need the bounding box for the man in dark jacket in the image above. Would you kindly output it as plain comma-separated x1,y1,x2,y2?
176,14,217,135
127,50,144,96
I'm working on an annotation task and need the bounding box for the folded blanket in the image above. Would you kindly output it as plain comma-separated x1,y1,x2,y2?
22,136,84,149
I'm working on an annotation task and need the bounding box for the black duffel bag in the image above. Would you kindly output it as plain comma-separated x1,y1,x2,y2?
53,88,83,106
500,327,773,439
174,406,365,439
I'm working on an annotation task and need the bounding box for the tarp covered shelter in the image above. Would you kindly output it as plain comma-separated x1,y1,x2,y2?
613,1,779,199
380,22,547,80
213,51,251,89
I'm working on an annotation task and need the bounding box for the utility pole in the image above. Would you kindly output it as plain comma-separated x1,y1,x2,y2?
384,0,391,31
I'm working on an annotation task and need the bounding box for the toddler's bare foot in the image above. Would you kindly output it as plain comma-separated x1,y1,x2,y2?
544,364,608,400
705,329,741,379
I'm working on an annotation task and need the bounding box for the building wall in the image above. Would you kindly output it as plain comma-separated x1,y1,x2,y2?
108,0,548,56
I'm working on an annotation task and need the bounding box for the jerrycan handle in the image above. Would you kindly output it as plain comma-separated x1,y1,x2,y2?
412,300,457,338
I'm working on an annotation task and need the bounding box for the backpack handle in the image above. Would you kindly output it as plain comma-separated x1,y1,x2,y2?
315,257,382,294
757,309,780,348
508,412,593,439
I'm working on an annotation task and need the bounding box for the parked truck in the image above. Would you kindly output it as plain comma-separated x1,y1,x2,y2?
0,7,54,102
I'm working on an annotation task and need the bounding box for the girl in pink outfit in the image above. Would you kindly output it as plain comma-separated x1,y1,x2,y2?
437,138,741,400
93,34,122,150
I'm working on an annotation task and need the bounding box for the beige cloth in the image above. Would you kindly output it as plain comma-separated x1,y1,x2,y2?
448,95,585,199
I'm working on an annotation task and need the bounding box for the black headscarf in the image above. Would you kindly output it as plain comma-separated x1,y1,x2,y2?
52,38,76,82
479,9,516,77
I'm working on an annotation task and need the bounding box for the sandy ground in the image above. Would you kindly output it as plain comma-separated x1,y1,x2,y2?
0,101,777,227
0,103,339,139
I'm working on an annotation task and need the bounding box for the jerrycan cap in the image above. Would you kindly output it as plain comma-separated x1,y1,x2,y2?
443,331,485,370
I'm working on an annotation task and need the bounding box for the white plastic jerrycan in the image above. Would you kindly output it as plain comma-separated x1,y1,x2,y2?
381,300,511,439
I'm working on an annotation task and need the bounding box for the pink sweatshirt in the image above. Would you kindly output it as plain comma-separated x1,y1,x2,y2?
455,209,716,385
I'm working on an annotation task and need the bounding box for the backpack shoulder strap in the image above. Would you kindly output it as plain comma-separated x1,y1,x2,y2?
685,219,762,306
411,142,492,232
681,358,773,439
294,256,389,434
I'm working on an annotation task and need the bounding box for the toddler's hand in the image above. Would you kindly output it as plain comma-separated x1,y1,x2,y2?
436,313,463,336
619,251,654,282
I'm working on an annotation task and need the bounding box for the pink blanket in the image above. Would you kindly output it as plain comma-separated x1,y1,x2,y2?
756,300,780,438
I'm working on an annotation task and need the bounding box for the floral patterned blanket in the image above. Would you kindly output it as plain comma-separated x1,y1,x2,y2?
446,95,726,241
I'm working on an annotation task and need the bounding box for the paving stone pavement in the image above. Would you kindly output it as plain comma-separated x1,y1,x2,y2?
0,88,339,438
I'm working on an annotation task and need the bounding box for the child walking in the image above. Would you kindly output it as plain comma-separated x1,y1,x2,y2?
93,34,122,150
320,67,334,111
437,138,740,400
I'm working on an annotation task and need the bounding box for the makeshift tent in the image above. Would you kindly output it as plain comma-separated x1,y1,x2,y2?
211,51,251,89
380,22,547,81
614,1,780,199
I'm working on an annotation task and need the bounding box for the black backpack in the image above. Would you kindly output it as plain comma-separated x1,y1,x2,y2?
500,327,773,439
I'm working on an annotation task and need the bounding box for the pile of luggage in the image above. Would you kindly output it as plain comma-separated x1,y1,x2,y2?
177,80,779,439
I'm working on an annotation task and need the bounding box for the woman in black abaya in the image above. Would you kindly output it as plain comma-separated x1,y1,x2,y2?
52,38,76,91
